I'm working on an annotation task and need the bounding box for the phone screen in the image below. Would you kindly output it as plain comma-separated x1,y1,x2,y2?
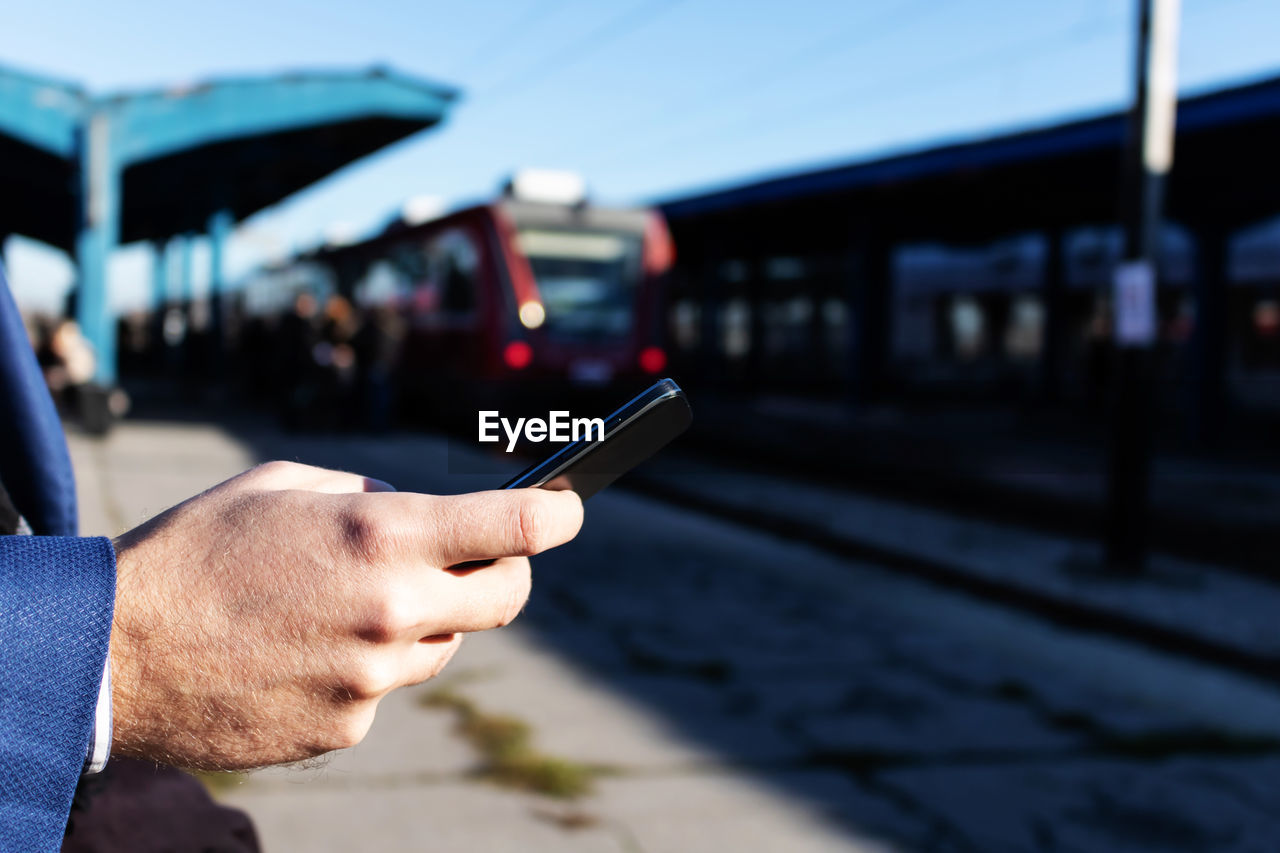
502,378,692,500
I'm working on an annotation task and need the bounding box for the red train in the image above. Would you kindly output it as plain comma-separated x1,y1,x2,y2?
301,176,675,413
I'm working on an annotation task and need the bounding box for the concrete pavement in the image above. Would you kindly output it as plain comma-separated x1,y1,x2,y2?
629,453,1280,681
70,415,1280,851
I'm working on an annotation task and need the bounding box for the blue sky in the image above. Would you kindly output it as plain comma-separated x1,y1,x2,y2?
5,0,1280,312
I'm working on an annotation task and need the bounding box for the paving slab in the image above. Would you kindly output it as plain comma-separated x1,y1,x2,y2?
590,771,913,853
221,783,629,853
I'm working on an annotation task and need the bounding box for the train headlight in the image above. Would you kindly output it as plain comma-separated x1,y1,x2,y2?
519,301,546,329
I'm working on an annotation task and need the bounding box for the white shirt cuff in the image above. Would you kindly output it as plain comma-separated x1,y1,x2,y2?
83,656,112,775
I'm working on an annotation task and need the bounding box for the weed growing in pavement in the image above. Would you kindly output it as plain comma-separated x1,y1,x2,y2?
419,686,598,799
192,769,246,794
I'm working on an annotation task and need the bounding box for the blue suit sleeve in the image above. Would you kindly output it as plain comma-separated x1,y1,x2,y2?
0,536,115,853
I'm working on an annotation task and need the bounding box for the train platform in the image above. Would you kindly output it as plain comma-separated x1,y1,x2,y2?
65,412,1280,851
675,392,1280,578
631,452,1280,683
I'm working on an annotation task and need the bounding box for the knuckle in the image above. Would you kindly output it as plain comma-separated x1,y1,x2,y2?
358,591,415,644
339,502,393,562
252,460,305,481
512,497,550,555
342,654,399,701
330,705,377,751
400,635,464,687
418,637,464,682
496,564,532,628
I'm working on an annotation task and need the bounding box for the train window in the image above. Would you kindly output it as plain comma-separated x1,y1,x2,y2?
1254,299,1279,339
1243,297,1280,372
784,296,812,324
357,260,403,307
765,257,806,280
762,296,813,359
1005,295,1044,360
516,229,643,340
823,298,846,328
428,230,480,317
824,298,848,365
672,300,700,351
722,298,751,359
950,296,986,359
390,243,429,286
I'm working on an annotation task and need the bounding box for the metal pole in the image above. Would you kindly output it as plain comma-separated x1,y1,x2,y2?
178,234,194,305
151,240,168,365
1104,0,1180,573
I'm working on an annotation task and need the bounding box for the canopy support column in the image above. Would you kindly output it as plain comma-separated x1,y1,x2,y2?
178,233,194,305
74,111,120,387
151,240,169,310
207,209,232,358
151,240,169,364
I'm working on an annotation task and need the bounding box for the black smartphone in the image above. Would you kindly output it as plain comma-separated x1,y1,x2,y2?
502,378,692,500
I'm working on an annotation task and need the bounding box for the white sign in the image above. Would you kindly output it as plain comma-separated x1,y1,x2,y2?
1113,260,1157,346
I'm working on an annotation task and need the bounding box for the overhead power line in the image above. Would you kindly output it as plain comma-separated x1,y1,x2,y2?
448,0,576,80
605,8,1129,171
605,0,1245,179
478,0,687,105
647,0,947,132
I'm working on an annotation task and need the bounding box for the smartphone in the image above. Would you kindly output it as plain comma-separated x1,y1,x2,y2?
502,378,692,500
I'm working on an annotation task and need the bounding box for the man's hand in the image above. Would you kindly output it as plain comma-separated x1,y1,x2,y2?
109,461,583,771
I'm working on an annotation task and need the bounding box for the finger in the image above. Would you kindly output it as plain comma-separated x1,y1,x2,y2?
422,555,533,634
430,489,583,566
234,461,395,495
399,634,465,688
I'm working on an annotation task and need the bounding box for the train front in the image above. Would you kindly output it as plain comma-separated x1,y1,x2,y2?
492,183,674,398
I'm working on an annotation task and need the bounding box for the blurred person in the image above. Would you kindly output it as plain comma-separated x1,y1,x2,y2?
0,264,585,851
276,290,321,428
34,318,96,414
313,294,360,429
353,304,405,432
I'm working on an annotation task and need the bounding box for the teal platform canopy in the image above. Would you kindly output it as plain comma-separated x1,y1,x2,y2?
0,63,459,383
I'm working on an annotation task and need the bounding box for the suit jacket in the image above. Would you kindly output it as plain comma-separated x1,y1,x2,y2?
0,266,115,853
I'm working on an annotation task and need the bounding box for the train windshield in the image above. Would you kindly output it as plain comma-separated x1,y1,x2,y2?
516,229,643,339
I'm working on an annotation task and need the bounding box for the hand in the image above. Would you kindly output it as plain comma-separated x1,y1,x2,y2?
108,461,583,771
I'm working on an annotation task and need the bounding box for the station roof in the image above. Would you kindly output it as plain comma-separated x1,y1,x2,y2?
0,64,459,252
659,72,1280,244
